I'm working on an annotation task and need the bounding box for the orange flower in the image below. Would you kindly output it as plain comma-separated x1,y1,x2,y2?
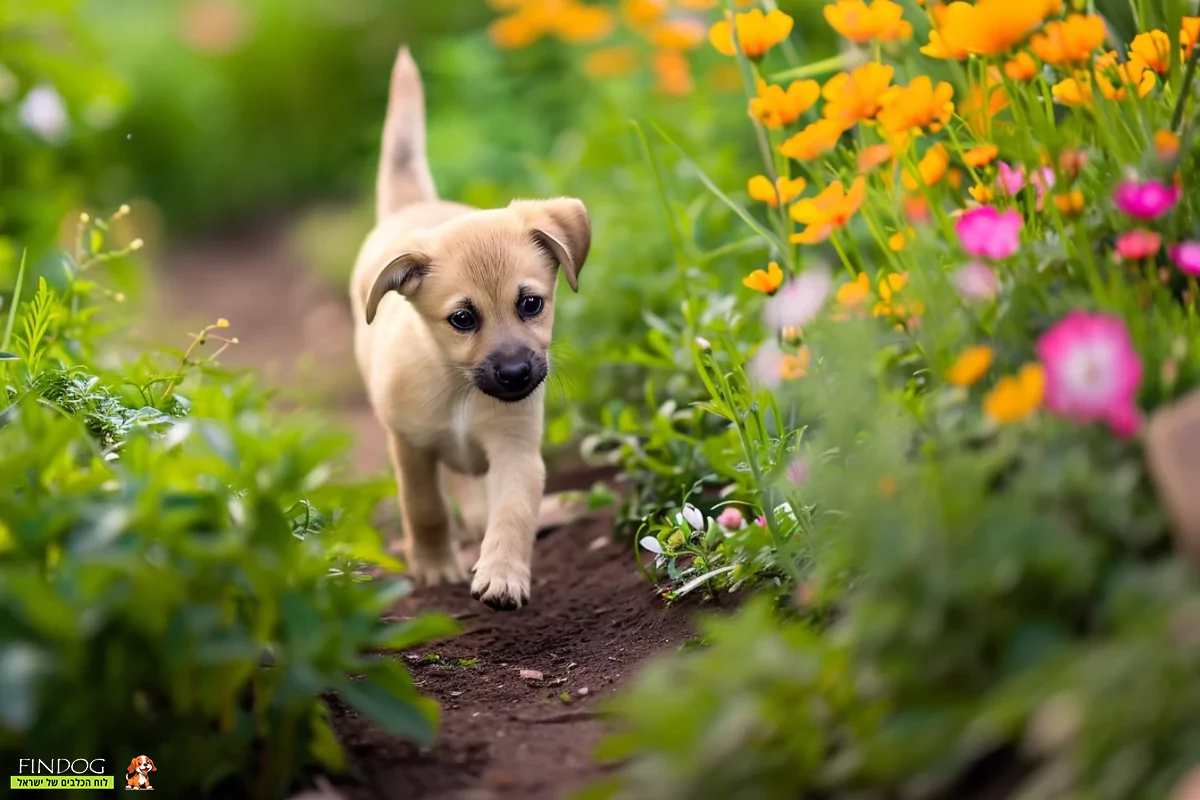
748,175,808,206
1053,190,1085,214
622,0,668,27
904,193,931,223
946,345,994,387
1129,30,1173,73
836,272,871,306
877,76,954,135
969,183,995,202
923,0,1059,58
873,272,922,318
555,3,618,43
779,346,812,379
1030,15,1106,65
490,12,545,49
749,78,821,128
491,1,616,48
919,1,972,59
1155,129,1181,160
709,8,794,59
583,46,639,78
984,363,1044,423
1094,52,1157,101
743,261,785,293
650,18,707,50
1183,17,1200,57
902,142,949,189
1004,51,1039,81
858,142,894,172
961,70,1009,136
652,50,693,95
1052,74,1092,106
878,271,907,298
676,0,756,8
823,0,912,44
821,62,895,128
963,144,999,168
779,119,846,161
789,176,868,244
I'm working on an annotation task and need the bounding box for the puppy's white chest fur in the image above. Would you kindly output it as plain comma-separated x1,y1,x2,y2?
434,412,488,476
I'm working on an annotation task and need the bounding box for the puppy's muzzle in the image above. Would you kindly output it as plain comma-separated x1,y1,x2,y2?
476,347,546,402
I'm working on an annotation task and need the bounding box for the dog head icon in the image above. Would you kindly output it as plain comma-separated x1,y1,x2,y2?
124,755,155,790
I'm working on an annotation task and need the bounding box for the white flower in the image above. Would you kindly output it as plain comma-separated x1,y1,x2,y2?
695,336,712,351
639,536,663,555
763,266,831,330
681,504,706,532
19,85,68,143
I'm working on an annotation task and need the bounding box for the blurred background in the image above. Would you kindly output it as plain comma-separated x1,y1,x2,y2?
0,0,836,473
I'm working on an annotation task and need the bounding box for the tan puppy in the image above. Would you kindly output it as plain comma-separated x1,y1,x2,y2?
350,47,590,610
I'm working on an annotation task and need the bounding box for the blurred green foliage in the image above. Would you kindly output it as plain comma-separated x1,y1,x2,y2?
0,209,455,797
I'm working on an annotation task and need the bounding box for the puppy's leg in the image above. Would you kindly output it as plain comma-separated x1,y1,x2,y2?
440,465,489,544
387,433,466,585
470,441,545,610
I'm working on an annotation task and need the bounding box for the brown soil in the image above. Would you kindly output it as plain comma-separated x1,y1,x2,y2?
150,223,697,800
330,509,694,800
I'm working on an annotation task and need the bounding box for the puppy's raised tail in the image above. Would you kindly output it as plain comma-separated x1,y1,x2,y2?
376,46,438,222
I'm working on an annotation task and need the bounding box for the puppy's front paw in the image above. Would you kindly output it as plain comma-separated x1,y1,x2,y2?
470,557,531,611
406,543,468,586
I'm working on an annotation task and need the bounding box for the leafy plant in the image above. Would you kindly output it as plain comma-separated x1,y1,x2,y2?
0,212,455,798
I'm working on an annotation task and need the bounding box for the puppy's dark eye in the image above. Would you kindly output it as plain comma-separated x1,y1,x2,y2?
447,309,477,331
518,295,544,318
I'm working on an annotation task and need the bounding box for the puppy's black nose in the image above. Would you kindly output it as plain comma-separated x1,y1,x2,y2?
495,360,532,390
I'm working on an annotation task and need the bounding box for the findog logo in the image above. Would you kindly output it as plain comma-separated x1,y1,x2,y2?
124,755,156,791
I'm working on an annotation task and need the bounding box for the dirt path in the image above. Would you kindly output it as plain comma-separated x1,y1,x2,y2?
150,222,695,800
331,505,692,800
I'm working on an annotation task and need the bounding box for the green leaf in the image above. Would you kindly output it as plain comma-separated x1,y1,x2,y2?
373,613,460,651
309,702,347,772
649,122,791,257
0,351,18,361
335,676,438,747
2,248,27,352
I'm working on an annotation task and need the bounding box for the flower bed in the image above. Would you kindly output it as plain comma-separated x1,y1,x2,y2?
481,0,1200,796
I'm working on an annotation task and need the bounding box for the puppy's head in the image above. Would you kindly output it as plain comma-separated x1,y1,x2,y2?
364,197,590,403
128,756,154,775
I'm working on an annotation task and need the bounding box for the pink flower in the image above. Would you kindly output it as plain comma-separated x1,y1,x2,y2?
786,458,807,485
954,262,999,301
750,339,785,388
1115,228,1162,260
955,206,1022,260
1031,166,1055,209
763,266,831,330
1036,310,1143,438
1169,240,1200,276
717,507,745,529
1030,166,1055,194
997,162,1025,195
1113,178,1180,220
755,515,766,527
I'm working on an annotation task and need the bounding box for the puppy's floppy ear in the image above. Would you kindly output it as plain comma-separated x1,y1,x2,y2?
148,759,156,772
126,759,138,775
509,197,591,292
364,252,431,324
